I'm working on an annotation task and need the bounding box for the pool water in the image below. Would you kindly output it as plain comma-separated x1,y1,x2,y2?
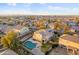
24,41,36,50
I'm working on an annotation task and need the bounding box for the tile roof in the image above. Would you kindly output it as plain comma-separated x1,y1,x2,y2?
60,34,79,44
71,26,79,30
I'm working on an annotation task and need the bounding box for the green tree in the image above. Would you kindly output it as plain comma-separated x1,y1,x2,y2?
10,38,21,50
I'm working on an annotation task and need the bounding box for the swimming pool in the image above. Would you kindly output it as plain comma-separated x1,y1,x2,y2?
24,41,36,50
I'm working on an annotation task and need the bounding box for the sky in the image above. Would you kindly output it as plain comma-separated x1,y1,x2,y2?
0,3,79,15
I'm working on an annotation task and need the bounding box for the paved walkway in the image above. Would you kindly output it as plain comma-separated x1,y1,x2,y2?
0,49,17,55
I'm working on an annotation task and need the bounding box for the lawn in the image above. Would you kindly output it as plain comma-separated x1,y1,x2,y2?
41,43,52,53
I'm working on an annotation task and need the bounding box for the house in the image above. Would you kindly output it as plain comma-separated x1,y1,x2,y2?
59,34,79,49
0,24,12,34
67,20,77,26
29,26,37,32
70,26,79,32
12,25,23,33
48,22,67,34
48,23,55,29
33,29,54,43
0,30,5,38
19,27,30,35
13,25,30,35
48,22,63,30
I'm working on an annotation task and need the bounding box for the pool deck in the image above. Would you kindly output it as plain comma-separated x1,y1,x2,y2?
22,45,44,55
23,38,44,55
31,48,44,55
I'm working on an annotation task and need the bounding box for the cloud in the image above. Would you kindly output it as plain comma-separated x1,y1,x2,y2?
39,3,47,5
48,6,70,10
48,5,79,11
7,3,16,6
1,4,79,15
47,5,79,14
1,10,79,15
0,10,50,15
1,9,79,15
23,3,32,7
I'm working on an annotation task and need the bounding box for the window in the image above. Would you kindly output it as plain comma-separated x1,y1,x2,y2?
42,40,44,43
54,31,58,34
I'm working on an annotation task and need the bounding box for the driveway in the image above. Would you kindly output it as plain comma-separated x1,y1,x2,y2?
48,47,68,55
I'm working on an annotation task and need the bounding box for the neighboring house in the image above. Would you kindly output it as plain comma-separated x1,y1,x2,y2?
13,26,30,35
12,25,23,33
48,23,55,29
0,30,5,38
48,22,63,30
33,29,54,44
29,26,37,32
0,24,12,34
19,27,30,35
48,22,65,34
59,34,79,49
70,26,79,32
67,21,77,26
